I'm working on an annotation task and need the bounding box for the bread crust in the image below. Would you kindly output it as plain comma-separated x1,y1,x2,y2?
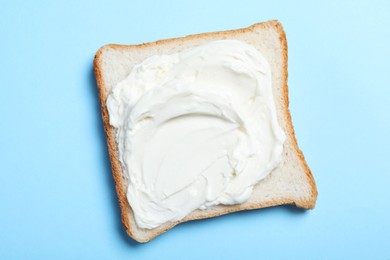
94,20,317,243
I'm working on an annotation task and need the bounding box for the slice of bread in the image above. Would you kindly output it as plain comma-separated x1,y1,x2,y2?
94,20,317,243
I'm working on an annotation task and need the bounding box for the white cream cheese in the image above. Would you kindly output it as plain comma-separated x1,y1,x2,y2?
106,40,286,229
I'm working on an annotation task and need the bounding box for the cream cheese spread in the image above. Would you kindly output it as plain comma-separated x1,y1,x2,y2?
106,40,286,229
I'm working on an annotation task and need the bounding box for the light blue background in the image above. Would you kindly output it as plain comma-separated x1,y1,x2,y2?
1,0,389,259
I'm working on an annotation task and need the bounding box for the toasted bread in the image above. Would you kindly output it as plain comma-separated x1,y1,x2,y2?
94,20,317,242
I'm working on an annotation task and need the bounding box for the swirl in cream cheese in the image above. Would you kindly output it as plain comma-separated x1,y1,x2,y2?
107,40,285,229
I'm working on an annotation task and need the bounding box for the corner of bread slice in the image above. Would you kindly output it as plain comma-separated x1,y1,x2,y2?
93,20,318,243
